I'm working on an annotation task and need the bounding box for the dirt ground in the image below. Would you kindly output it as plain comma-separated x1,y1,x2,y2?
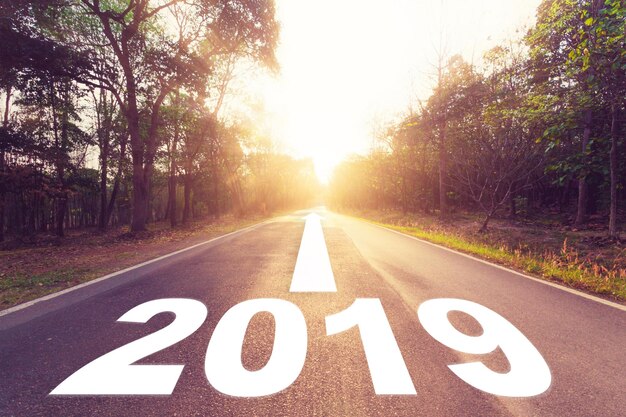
356,209,625,271
0,214,271,309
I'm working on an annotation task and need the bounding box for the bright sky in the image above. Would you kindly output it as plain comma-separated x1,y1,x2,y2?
251,0,542,183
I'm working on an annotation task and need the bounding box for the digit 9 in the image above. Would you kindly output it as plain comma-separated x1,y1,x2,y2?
417,298,551,397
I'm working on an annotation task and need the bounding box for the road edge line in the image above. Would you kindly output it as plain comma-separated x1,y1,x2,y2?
349,216,626,312
0,218,275,318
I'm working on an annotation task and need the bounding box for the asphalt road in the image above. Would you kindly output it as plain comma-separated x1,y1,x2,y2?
1,209,625,416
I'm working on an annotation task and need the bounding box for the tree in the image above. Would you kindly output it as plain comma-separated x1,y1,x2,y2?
58,0,278,231
18,75,91,237
529,0,624,235
180,101,215,224
574,0,626,238
0,0,83,239
449,47,546,231
0,81,11,242
91,88,129,231
527,0,611,227
424,55,482,218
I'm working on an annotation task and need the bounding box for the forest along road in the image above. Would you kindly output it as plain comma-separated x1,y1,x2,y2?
1,209,625,417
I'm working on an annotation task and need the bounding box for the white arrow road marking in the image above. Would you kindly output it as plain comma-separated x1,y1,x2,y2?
289,213,337,292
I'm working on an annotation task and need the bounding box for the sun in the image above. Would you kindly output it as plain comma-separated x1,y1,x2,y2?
312,152,341,185
248,0,542,185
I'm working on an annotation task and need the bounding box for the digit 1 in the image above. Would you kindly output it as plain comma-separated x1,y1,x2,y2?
325,298,416,395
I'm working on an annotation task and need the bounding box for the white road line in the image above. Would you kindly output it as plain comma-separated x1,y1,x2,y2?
0,219,274,318
351,216,626,312
290,213,337,292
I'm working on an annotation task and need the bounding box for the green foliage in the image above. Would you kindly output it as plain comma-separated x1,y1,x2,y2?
332,0,624,235
526,0,625,185
0,0,286,238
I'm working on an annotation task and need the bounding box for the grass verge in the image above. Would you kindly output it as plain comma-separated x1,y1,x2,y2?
353,212,626,303
0,213,274,310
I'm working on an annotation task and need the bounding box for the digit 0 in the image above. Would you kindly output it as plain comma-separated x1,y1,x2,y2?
205,298,307,397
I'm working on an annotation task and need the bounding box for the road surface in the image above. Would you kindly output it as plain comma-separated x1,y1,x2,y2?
1,209,625,416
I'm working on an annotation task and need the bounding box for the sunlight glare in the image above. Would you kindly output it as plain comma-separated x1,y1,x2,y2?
247,0,542,184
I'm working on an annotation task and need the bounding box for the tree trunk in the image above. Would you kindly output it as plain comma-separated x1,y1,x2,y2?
56,194,67,237
575,109,592,227
97,90,113,231
40,199,48,232
211,155,220,218
0,145,5,242
609,103,619,238
98,16,170,232
98,138,109,231
104,134,127,227
438,142,447,218
122,63,149,232
131,158,148,231
182,174,192,224
479,210,495,233
169,170,177,227
508,193,517,218
105,175,121,228
558,180,571,214
227,166,245,217
98,27,148,232
50,80,68,238
168,97,179,228
0,85,11,242
436,52,448,219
